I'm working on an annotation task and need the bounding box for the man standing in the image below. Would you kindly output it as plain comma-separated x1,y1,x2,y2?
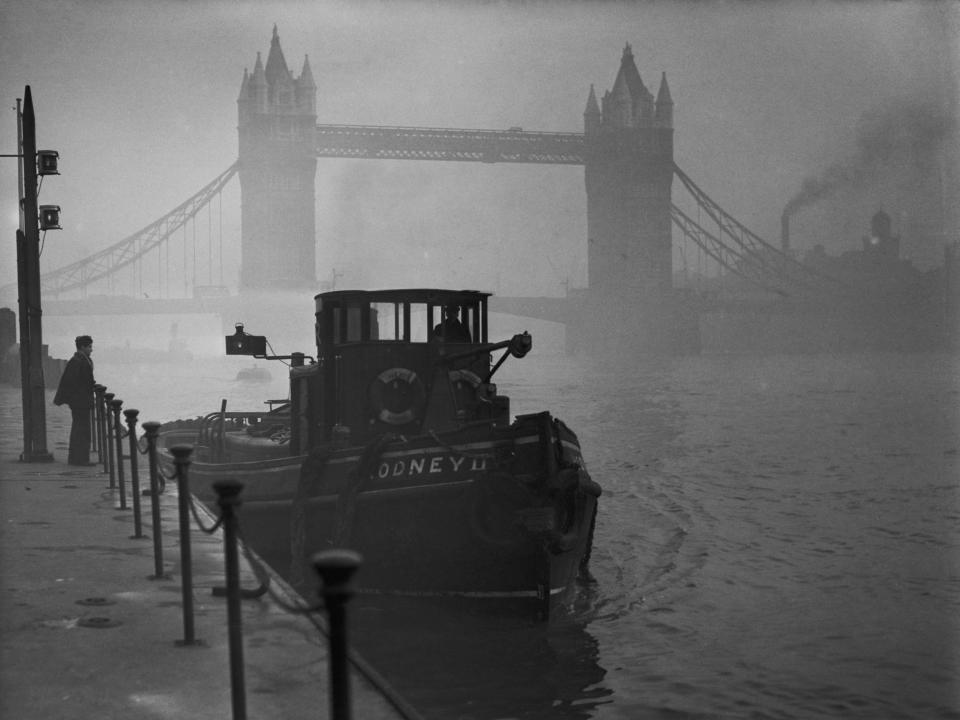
54,335,96,466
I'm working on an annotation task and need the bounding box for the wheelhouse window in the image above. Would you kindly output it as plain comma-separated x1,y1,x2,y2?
370,302,405,341
316,292,488,346
332,306,364,343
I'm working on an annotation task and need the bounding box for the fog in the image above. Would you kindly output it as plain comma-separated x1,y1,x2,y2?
0,0,957,352
2,6,959,717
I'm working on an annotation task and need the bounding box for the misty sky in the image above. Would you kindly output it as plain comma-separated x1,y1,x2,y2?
1,0,957,301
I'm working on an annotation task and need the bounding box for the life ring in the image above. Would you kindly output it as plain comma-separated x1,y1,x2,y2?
369,367,426,425
449,369,482,389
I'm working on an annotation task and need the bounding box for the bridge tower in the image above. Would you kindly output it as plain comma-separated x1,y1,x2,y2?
237,26,317,291
584,43,674,298
572,45,696,353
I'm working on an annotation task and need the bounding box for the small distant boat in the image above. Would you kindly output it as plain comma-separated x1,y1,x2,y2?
236,365,271,383
159,288,600,620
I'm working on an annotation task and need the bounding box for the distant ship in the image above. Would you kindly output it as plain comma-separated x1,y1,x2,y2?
235,364,271,383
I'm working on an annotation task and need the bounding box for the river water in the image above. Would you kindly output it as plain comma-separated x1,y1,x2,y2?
87,336,960,720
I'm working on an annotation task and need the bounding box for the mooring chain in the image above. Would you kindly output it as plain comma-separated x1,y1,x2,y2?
160,465,178,483
157,449,182,482
187,493,224,535
135,436,165,492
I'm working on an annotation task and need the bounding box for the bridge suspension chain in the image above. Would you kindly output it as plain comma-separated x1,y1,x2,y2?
672,163,843,295
670,204,789,296
22,162,238,297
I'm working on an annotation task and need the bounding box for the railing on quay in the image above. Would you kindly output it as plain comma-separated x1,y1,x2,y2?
82,385,421,720
123,408,145,539
109,398,127,510
92,386,159,552
140,420,168,580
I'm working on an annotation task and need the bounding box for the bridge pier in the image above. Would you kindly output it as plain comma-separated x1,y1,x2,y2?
490,289,701,356
563,289,700,357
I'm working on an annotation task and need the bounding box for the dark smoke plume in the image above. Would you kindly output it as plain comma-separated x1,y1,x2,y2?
784,95,957,218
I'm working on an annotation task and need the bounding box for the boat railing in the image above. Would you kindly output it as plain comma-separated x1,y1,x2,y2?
199,409,292,462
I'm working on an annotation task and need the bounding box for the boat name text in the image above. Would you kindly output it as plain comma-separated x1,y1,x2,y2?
377,454,488,479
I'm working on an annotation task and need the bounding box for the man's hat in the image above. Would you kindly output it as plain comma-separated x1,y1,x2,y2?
75,335,93,347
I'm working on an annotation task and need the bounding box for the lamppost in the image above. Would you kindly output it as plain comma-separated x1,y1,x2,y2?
5,86,60,462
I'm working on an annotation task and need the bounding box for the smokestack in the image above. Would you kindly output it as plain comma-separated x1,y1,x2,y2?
781,211,790,253
782,95,956,246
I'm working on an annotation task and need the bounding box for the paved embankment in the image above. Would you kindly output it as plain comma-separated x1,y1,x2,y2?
0,386,416,720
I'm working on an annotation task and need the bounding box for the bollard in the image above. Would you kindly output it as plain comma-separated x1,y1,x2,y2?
214,480,247,720
94,384,106,469
141,421,168,580
103,392,116,487
171,444,199,646
313,549,363,720
124,408,144,539
110,398,127,510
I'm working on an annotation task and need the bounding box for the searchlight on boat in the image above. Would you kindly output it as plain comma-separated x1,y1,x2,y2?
225,323,267,356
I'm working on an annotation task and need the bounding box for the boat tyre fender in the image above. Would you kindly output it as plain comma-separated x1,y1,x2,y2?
548,467,600,554
544,488,585,555
558,466,602,497
370,367,426,425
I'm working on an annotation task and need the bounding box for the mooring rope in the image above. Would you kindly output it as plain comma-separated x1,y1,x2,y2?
333,433,400,547
289,445,333,587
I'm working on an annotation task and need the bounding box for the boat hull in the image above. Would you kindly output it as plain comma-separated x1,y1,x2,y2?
160,413,599,619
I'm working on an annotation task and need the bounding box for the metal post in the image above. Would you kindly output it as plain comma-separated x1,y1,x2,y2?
103,391,116,487
313,549,363,720
290,352,304,455
16,230,30,458
94,384,107,471
214,480,247,720
110,398,126,510
16,86,53,463
15,97,29,461
124,408,144,538
141,421,167,580
171,444,198,646
89,405,97,456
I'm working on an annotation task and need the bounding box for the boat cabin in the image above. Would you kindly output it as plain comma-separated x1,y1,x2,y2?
286,288,517,452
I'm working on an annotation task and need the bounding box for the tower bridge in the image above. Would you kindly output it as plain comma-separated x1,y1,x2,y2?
17,27,857,354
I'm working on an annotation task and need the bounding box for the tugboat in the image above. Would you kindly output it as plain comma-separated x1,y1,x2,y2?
160,288,600,619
